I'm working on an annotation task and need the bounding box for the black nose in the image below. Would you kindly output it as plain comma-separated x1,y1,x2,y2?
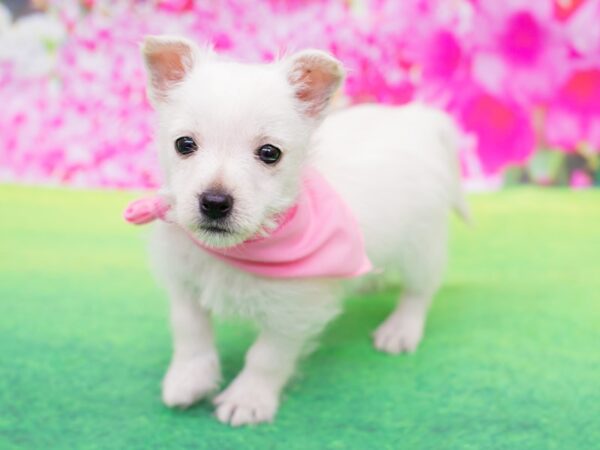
199,191,233,220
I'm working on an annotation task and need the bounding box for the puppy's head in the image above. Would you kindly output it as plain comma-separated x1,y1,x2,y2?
142,35,344,248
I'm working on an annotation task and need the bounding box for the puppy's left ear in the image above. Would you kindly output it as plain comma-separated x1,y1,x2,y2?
285,50,344,119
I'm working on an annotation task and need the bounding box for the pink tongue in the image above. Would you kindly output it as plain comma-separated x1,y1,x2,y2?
123,197,170,225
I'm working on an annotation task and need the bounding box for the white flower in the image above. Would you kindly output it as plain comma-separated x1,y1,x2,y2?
0,12,66,77
0,3,12,35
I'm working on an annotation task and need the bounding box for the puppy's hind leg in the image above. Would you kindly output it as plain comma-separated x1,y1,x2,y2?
373,221,448,354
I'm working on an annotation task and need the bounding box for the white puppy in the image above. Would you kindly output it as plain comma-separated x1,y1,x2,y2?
139,35,468,426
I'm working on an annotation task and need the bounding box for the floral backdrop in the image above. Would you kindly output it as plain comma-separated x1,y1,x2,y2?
0,0,599,190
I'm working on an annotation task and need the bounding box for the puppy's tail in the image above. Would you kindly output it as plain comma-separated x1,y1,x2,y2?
436,112,471,224
453,183,471,224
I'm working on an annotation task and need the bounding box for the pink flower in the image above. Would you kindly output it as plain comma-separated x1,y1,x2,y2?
455,90,536,174
422,29,463,80
157,0,195,13
470,0,570,104
556,67,600,115
1,0,598,189
545,67,600,150
409,27,471,108
554,0,585,22
570,169,593,189
564,0,600,61
401,0,475,107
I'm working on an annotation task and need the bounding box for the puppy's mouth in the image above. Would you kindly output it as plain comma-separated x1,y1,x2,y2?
200,224,232,234
193,219,250,248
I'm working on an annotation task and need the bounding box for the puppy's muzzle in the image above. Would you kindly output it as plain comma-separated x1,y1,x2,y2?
199,190,234,220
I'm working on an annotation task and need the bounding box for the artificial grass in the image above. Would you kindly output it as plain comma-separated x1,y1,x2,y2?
0,185,599,450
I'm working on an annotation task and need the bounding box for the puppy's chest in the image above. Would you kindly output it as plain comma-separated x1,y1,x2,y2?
177,243,297,318
152,223,339,320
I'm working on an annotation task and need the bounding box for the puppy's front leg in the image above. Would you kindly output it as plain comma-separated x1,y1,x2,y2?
162,290,220,408
214,329,305,426
213,280,340,426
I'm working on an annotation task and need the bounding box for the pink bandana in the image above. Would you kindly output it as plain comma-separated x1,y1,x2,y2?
123,169,372,279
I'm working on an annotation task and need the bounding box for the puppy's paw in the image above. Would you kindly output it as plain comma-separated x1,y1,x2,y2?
213,374,279,426
162,354,220,408
373,312,424,354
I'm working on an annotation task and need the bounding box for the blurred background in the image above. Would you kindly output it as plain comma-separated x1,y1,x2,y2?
1,0,599,191
1,2,599,449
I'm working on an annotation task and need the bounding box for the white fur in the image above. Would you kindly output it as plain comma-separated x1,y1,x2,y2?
142,36,467,426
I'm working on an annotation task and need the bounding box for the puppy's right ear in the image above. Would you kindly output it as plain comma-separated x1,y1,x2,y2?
142,35,198,105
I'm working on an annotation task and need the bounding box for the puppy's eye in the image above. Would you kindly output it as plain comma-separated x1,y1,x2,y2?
175,136,198,156
256,144,282,165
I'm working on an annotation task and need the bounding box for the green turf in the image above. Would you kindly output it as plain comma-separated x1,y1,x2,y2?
0,185,599,450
